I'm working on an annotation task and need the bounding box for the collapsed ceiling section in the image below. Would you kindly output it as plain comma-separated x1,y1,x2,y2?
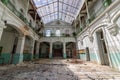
33,0,85,24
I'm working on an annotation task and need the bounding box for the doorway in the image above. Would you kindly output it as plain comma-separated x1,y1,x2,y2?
86,47,90,61
66,42,75,58
53,42,63,58
96,29,109,65
10,37,18,63
33,41,37,59
0,25,20,64
39,42,50,58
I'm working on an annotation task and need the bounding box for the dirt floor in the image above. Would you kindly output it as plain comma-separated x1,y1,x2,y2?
0,59,120,80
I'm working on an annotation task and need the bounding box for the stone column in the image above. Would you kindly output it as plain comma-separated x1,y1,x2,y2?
13,35,25,64
63,42,66,59
0,27,4,41
39,42,41,58
30,39,35,60
85,0,90,23
74,21,77,33
0,22,6,41
26,0,30,17
79,14,82,30
49,42,53,58
35,41,40,59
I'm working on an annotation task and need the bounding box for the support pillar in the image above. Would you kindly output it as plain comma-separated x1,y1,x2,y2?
63,42,66,59
74,21,77,33
30,39,35,60
79,14,82,31
35,41,40,59
0,22,6,41
49,42,53,59
0,27,4,41
26,0,30,17
39,42,41,58
85,0,90,23
13,35,25,64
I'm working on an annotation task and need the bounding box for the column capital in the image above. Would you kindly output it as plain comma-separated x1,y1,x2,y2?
19,34,25,37
17,35,25,40
50,42,53,44
0,21,6,29
63,42,66,44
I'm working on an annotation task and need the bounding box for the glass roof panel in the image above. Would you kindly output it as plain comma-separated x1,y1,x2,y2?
33,0,85,24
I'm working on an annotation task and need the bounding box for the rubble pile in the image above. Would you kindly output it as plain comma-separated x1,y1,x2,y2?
0,59,120,80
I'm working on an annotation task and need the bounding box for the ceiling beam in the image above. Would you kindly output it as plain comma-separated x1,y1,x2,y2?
36,1,78,10
41,11,57,17
57,0,59,20
37,1,57,9
60,11,75,18
30,0,37,10
59,1,78,9
41,11,74,18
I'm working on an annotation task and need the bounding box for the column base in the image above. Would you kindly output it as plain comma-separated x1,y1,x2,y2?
23,53,33,61
0,53,11,64
35,54,39,59
13,53,23,64
63,53,67,59
49,53,52,59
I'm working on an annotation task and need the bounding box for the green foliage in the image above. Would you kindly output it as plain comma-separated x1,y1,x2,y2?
72,32,77,37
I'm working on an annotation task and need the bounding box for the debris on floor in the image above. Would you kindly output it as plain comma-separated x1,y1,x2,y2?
0,59,120,80
66,59,83,64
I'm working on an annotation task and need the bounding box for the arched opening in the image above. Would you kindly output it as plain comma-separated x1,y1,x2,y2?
66,42,76,58
0,24,21,64
33,40,37,59
23,36,34,61
53,42,63,58
96,29,109,65
39,42,50,58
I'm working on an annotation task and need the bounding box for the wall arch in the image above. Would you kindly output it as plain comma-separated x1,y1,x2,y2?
40,40,51,43
53,41,63,43
66,41,75,43
6,23,23,35
91,23,108,35
112,10,120,22
65,39,76,43
81,34,89,41
40,41,50,43
26,35,34,40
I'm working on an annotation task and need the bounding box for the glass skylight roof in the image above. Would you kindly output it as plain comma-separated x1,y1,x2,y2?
33,0,85,24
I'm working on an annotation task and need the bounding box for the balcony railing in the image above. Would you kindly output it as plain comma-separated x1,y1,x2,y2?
39,33,74,37
88,0,112,24
76,0,112,35
1,0,37,33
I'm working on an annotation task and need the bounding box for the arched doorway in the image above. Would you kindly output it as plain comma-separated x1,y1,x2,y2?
0,24,21,64
53,42,63,58
33,40,37,59
66,42,76,58
40,42,50,58
96,29,109,65
23,36,34,61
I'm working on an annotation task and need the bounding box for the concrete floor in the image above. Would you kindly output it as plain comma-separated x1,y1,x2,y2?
0,59,120,80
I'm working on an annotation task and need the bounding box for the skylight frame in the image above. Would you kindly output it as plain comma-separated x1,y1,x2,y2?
33,0,84,24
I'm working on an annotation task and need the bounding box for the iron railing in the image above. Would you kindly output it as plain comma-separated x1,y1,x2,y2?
1,0,37,33
76,0,112,35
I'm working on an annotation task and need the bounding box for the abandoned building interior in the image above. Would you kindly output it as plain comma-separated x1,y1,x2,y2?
0,0,120,80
